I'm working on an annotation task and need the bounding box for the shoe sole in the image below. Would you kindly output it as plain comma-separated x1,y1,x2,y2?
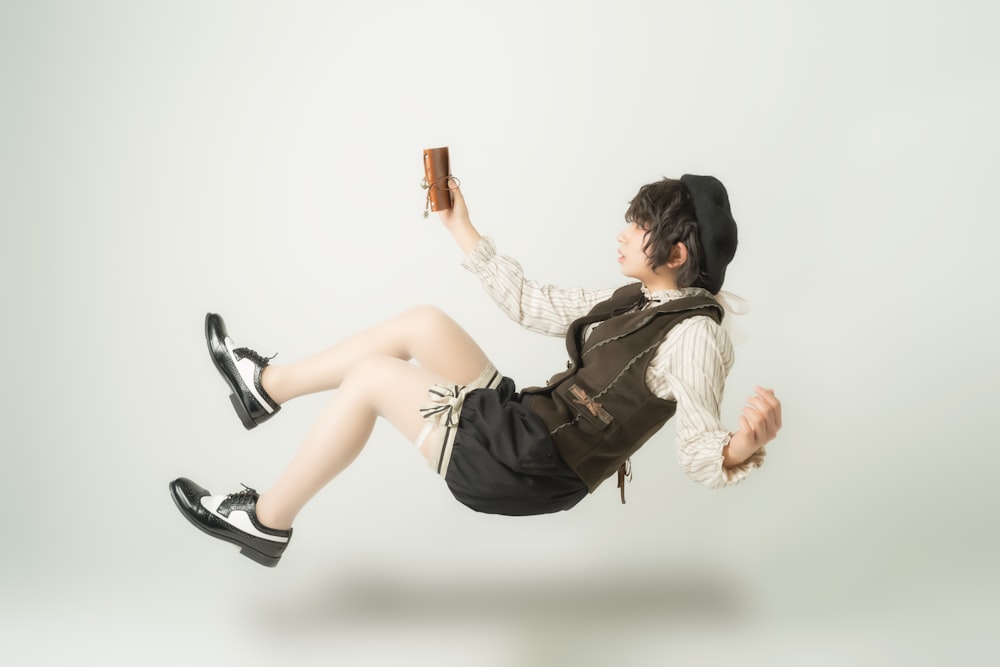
228,393,257,430
169,482,281,567
205,314,259,431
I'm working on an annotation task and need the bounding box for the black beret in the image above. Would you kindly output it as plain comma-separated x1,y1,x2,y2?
680,174,737,295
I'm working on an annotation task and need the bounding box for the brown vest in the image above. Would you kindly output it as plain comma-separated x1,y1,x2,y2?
521,284,723,492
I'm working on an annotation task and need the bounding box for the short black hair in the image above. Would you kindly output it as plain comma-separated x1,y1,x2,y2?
624,178,708,290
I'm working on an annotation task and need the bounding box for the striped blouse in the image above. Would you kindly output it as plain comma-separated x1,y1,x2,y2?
462,237,765,489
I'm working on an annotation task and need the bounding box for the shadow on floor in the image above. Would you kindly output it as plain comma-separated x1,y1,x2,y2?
256,566,751,633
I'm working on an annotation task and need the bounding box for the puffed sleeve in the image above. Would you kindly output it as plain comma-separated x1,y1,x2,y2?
462,236,615,337
650,316,766,488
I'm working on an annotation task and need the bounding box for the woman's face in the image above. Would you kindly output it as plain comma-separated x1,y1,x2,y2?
617,221,679,291
616,222,653,280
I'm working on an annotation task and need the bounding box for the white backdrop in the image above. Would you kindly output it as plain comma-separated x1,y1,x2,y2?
2,1,998,665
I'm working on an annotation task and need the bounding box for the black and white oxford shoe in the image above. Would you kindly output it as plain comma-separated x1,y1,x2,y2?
169,477,292,567
205,312,280,430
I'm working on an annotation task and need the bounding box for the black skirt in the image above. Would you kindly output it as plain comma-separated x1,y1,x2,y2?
444,377,588,516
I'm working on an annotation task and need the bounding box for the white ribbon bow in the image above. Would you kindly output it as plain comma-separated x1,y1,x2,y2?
419,383,467,428
714,290,750,316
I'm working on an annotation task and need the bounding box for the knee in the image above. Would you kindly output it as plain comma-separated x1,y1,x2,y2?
401,305,454,336
340,356,392,397
403,304,449,326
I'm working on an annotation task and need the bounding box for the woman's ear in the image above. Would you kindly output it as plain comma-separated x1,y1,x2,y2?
667,242,689,269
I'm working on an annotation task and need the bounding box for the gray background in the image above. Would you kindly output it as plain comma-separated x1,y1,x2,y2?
2,0,998,665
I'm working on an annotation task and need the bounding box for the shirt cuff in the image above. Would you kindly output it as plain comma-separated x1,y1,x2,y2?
678,431,766,490
719,441,767,487
461,236,496,274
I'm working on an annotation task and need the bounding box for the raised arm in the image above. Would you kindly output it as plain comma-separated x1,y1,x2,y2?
437,179,483,256
438,182,614,336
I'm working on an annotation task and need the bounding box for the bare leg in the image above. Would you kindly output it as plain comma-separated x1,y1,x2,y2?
254,356,452,530
260,306,490,405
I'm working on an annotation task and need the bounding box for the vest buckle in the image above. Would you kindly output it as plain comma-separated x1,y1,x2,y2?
568,384,614,425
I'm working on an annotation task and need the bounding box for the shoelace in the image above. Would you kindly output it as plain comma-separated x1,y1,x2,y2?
225,483,259,505
234,347,277,367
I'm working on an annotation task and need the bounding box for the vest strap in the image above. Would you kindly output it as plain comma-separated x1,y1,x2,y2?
616,459,632,504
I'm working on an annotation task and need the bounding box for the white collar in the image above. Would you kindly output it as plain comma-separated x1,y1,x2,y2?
639,285,750,316
640,284,713,304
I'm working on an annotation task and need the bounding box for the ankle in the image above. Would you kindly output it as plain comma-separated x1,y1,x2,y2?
260,366,287,406
255,494,293,531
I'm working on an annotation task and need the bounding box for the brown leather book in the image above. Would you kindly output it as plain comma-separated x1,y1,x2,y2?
422,147,452,212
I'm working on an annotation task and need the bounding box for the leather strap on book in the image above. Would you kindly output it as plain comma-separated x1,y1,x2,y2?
421,175,460,218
